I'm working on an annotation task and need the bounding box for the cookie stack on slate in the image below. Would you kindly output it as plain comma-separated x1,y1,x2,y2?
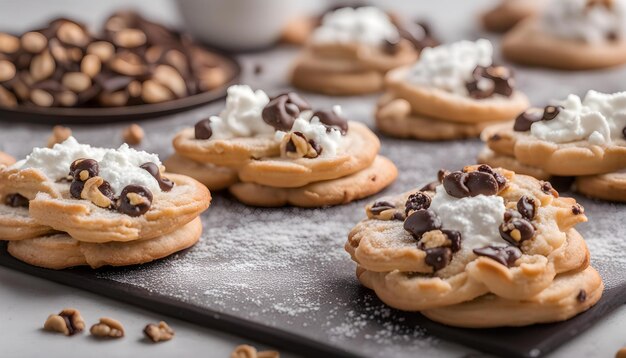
0,137,211,269
346,164,603,327
169,85,397,207
376,39,529,141
479,90,626,202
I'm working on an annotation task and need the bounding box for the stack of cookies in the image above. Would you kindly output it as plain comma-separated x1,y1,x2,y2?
346,165,603,327
479,90,626,202
376,39,529,140
170,85,397,207
0,137,211,269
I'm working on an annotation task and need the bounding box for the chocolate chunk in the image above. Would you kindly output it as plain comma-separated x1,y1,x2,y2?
503,208,522,222
313,109,348,135
441,229,462,252
542,105,562,121
71,158,99,182
117,184,153,217
499,218,535,245
442,171,470,198
517,196,536,220
370,201,395,215
473,245,522,267
466,77,495,99
308,139,322,157
541,181,559,197
97,180,116,203
392,212,406,221
404,191,431,214
419,181,438,192
397,20,439,51
483,65,514,97
477,164,507,190
70,180,85,199
194,118,212,140
5,193,29,207
577,289,587,302
465,171,499,197
572,204,584,215
140,162,174,192
382,37,400,55
513,108,543,132
424,247,452,271
262,93,311,131
403,209,441,239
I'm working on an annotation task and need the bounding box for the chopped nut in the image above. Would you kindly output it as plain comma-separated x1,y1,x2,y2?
122,124,144,145
420,230,450,249
90,317,124,338
43,308,85,336
280,132,319,159
46,125,72,148
231,344,280,358
143,321,174,342
81,176,112,208
127,191,150,206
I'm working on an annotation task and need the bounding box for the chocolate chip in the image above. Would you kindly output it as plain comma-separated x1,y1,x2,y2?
441,229,462,252
541,181,559,197
499,218,534,245
71,158,99,182
542,105,562,121
403,209,441,239
404,192,431,214
513,108,543,132
424,247,452,271
370,201,395,215
483,65,514,97
477,164,507,190
140,162,174,192
382,37,400,55
308,139,322,157
466,75,495,100
517,196,536,220
262,93,311,131
397,20,439,51
473,245,522,267
194,118,212,140
313,109,348,135
465,171,499,197
442,171,470,198
70,180,85,199
572,204,584,215
577,289,587,302
117,184,152,216
419,181,438,192
4,193,29,207
98,180,116,203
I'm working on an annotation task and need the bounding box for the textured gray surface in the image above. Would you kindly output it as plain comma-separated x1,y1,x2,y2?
1,0,626,357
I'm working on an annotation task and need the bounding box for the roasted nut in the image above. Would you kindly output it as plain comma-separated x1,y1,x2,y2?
113,28,147,48
80,54,101,78
230,344,280,358
62,72,91,93
198,66,227,91
153,65,187,98
143,321,174,342
57,90,78,107
31,89,55,107
109,51,146,76
0,33,20,54
90,317,124,338
71,158,99,181
419,230,450,249
98,90,129,107
46,125,72,148
30,50,56,82
87,41,115,62
164,49,189,76
280,132,320,159
11,75,30,100
141,80,173,103
122,124,144,145
81,176,113,208
140,162,174,191
127,80,142,98
21,31,47,54
145,46,164,63
0,85,17,107
43,308,85,336
57,22,89,47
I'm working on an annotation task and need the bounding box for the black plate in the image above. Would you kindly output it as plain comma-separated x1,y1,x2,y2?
0,52,240,125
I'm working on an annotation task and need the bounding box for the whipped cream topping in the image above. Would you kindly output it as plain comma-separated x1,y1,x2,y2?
429,185,507,250
312,6,399,46
530,90,626,145
13,137,162,195
405,39,493,96
541,0,626,43
209,85,274,139
275,108,343,158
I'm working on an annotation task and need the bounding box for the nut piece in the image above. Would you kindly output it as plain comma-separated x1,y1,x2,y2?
87,41,115,62
57,22,89,47
80,54,101,78
46,125,72,148
62,72,91,93
0,60,16,82
21,32,48,54
143,321,174,342
230,344,280,358
0,86,17,107
30,50,55,82
81,176,112,208
90,317,124,338
141,80,174,103
279,132,320,159
122,123,144,145
113,28,147,48
0,33,20,54
43,308,85,336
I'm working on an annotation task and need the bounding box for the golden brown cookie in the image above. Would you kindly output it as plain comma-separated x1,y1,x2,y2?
29,173,211,243
385,67,529,123
576,171,626,202
481,0,545,33
503,19,626,70
163,154,238,191
0,151,15,166
477,148,552,180
7,217,202,269
229,155,397,207
421,266,603,327
0,204,54,241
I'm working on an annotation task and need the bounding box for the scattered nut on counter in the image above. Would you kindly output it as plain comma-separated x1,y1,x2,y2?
46,125,72,147
122,123,144,145
43,308,85,336
230,344,280,358
143,321,175,342
90,317,125,338
0,11,231,110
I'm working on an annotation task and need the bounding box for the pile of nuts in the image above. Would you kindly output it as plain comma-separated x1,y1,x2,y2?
0,11,229,109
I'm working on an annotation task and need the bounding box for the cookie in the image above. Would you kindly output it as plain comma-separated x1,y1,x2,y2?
421,266,603,328
7,217,202,269
376,95,508,140
29,173,210,243
576,170,626,203
229,155,397,207
481,0,545,33
163,153,238,191
0,204,53,241
281,15,318,45
477,148,551,181
0,151,15,166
